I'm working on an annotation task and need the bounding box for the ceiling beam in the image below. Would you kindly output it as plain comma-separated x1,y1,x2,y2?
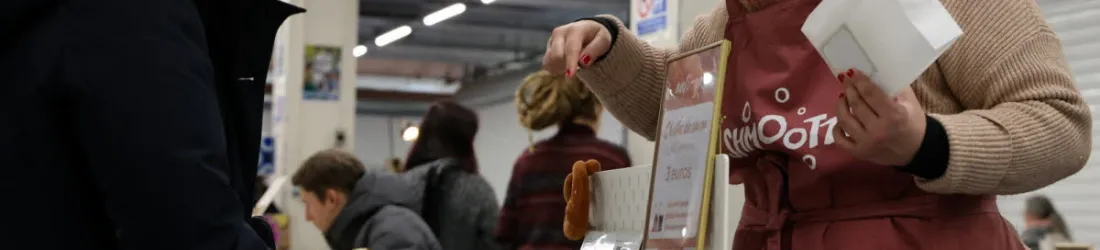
412,0,625,13
359,11,555,34
487,0,627,13
364,43,520,65
357,58,467,79
264,85,452,102
357,90,452,102
359,17,548,52
359,0,600,30
358,33,545,53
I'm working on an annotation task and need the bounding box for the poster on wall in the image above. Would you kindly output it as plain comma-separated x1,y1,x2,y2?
303,45,341,101
642,41,728,250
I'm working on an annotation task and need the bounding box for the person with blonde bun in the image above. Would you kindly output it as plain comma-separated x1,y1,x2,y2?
495,70,632,250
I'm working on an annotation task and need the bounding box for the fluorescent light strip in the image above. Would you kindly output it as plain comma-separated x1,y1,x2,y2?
481,0,495,4
423,3,467,26
374,25,412,47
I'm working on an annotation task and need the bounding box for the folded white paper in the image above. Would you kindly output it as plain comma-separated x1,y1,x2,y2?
252,176,287,217
802,0,963,96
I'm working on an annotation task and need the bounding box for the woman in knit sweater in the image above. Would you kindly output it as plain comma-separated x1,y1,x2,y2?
542,0,1090,249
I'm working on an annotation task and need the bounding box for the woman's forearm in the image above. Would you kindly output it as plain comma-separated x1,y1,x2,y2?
920,32,1090,195
577,6,728,141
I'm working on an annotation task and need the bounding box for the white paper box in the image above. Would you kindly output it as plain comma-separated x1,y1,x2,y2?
802,0,963,96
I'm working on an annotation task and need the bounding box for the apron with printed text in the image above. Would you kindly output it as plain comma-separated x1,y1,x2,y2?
719,0,1025,249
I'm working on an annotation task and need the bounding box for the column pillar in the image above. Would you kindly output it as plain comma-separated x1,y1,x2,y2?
270,0,360,248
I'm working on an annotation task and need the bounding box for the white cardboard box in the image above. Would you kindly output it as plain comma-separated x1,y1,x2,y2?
802,0,963,96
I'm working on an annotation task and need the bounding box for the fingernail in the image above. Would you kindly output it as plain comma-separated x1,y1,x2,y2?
580,54,592,66
846,69,855,77
566,68,574,77
837,73,847,82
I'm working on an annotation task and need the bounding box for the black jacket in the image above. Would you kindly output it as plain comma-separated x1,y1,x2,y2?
325,170,442,250
0,0,302,249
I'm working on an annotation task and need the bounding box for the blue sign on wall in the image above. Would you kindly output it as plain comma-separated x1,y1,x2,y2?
636,0,669,36
258,136,275,176
638,16,668,36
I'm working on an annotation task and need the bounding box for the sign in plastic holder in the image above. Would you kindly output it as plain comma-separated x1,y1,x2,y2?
588,153,740,250
641,41,730,250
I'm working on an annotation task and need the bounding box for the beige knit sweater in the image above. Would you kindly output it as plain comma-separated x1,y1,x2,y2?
576,0,1091,195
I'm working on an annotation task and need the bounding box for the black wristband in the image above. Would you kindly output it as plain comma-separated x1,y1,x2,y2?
575,17,619,62
895,115,950,179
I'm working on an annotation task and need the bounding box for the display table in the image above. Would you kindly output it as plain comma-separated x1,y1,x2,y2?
589,154,742,249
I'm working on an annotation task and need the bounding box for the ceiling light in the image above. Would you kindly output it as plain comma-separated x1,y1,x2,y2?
352,45,367,57
375,25,412,47
423,3,466,26
481,0,495,4
402,126,420,142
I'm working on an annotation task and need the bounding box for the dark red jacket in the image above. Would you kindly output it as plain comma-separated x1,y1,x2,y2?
495,123,632,250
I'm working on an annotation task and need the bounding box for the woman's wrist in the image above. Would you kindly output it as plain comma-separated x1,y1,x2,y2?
895,115,950,179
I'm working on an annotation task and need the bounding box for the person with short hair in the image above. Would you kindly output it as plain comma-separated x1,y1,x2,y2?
292,149,441,250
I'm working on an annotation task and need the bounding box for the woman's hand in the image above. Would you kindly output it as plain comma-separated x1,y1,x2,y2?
833,69,927,166
543,20,613,78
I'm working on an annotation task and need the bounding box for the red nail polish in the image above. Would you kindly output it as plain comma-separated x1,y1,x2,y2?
566,68,573,77
837,73,847,82
846,69,855,77
581,54,592,65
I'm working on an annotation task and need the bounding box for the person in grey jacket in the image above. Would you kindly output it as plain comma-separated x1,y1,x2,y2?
402,101,502,250
1021,195,1073,250
292,149,441,250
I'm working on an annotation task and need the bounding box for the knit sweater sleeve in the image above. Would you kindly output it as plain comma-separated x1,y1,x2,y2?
919,0,1091,194
576,6,728,141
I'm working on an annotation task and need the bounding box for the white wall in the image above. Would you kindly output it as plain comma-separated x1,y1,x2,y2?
352,115,419,169
996,0,1100,245
264,109,418,170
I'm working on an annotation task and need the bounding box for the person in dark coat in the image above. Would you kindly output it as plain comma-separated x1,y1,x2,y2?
292,149,441,250
401,101,502,250
0,0,302,249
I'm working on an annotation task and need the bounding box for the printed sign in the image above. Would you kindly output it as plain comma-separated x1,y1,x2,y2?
303,45,342,101
642,41,729,250
635,0,668,36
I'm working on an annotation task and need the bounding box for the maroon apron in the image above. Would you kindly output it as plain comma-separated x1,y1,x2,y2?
718,0,1025,249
